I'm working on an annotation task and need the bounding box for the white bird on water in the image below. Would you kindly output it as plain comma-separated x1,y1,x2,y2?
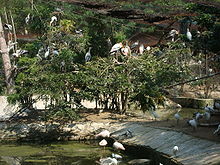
174,113,181,125
50,16,58,26
213,124,220,135
85,47,92,62
173,146,179,157
186,28,192,41
110,43,123,55
113,141,125,151
99,139,108,147
95,130,110,138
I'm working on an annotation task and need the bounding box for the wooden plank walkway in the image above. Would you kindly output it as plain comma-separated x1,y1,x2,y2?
109,122,220,165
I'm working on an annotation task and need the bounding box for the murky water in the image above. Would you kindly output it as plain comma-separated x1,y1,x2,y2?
0,141,142,165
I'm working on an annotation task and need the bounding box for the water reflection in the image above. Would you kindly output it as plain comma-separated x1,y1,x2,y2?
0,142,130,165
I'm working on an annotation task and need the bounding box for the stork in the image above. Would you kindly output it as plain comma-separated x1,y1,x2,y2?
139,44,144,55
25,13,31,24
186,28,192,41
50,16,58,26
168,29,179,41
110,42,123,55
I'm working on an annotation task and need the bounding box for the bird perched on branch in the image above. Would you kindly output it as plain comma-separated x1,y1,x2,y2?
167,29,179,41
3,24,12,31
110,42,123,55
85,47,92,62
186,28,192,41
139,44,144,55
25,13,31,24
50,16,58,26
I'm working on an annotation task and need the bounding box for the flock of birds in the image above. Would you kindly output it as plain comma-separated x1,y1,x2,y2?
95,129,176,165
2,11,195,66
172,102,220,135
94,101,220,165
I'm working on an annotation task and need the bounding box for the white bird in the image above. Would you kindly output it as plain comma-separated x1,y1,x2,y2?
110,43,123,55
159,163,163,165
112,153,122,159
186,28,192,41
173,146,179,157
95,130,110,138
215,102,220,110
168,29,179,41
203,111,211,121
25,13,31,24
3,24,12,31
113,141,125,150
121,45,131,56
213,124,220,135
99,157,117,165
44,47,50,58
50,16,58,26
174,113,181,125
139,44,144,55
85,47,92,62
12,49,28,58
146,46,151,51
99,139,108,147
204,104,214,112
188,119,197,130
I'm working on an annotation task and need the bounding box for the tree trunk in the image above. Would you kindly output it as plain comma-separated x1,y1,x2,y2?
0,16,13,94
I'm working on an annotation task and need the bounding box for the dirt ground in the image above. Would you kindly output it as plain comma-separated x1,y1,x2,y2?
78,108,220,143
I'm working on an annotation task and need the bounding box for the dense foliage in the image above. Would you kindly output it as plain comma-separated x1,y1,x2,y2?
1,0,220,121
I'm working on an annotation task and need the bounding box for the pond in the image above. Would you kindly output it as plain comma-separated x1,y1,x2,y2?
0,141,175,165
